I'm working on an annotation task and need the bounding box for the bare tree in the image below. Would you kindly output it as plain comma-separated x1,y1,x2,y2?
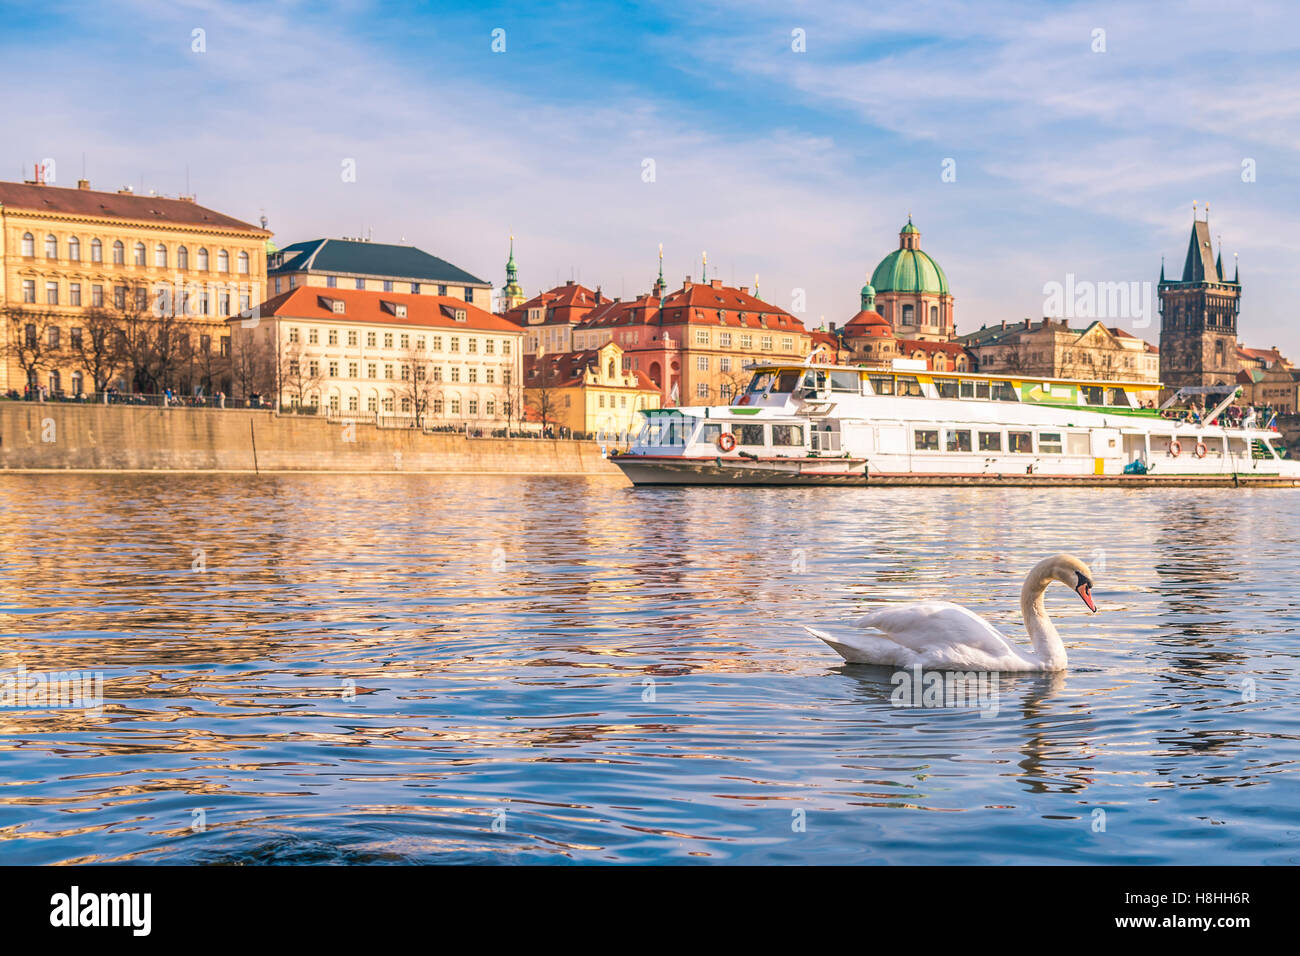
391,346,441,427
70,307,127,396
525,348,563,436
1,306,58,396
230,332,274,402
277,341,324,409
501,364,524,435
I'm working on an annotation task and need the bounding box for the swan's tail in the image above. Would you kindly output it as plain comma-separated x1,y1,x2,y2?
804,625,865,662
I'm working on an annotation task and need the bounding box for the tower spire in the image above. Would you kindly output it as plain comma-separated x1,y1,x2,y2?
654,243,665,296
501,234,525,310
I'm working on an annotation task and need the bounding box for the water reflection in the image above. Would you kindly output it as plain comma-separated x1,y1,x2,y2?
0,476,1298,864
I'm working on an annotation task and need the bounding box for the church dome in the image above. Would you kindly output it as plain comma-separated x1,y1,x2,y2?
870,218,949,295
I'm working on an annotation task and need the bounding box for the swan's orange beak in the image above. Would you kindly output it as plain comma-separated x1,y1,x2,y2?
1076,583,1097,613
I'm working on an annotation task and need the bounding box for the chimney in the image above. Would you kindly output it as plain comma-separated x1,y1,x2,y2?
739,286,749,295
1001,320,1007,329
829,322,838,333
77,178,90,190
683,276,692,289
565,279,574,286
710,278,722,289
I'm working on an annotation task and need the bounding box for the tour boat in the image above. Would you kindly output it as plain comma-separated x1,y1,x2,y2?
611,358,1299,487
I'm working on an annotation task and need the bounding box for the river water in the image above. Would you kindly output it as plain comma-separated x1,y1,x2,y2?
1,474,1297,864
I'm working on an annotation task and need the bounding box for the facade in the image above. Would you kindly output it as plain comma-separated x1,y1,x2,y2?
0,176,269,396
229,285,523,428
869,218,955,341
1157,212,1241,393
523,341,660,436
501,280,609,355
574,277,812,406
1235,346,1297,414
267,238,492,311
833,284,972,371
959,318,1160,396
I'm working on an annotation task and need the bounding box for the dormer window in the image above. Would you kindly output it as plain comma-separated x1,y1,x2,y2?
455,309,467,322
395,304,407,318
332,300,345,314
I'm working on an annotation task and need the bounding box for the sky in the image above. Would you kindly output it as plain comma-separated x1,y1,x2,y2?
3,0,1298,353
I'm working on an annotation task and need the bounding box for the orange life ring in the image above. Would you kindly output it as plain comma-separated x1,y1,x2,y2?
717,432,737,452
1168,439,1182,457
1194,440,1208,459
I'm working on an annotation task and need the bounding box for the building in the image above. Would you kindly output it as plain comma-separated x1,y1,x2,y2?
1235,345,1297,414
0,174,269,397
1157,209,1241,393
229,285,523,428
267,238,492,311
572,276,812,406
500,236,526,312
523,340,660,436
869,217,955,341
959,318,1159,395
501,280,610,354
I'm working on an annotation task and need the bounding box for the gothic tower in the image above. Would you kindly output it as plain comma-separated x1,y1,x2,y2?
1157,207,1241,393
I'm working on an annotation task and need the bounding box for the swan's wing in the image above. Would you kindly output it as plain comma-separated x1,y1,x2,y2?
859,601,1017,657
804,626,920,667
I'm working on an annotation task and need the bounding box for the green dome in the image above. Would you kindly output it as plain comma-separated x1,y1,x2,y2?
900,220,920,235
871,247,948,294
860,282,875,296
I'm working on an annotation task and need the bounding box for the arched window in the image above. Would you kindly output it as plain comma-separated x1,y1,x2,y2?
112,240,125,264
197,247,209,270
217,249,230,272
21,232,34,256
177,246,188,270
68,236,81,261
45,234,58,258
155,243,168,268
929,305,939,325
902,304,915,325
237,251,249,274
133,242,146,266
91,238,103,262
608,360,616,378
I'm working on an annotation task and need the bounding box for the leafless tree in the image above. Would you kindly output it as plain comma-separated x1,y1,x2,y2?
277,341,325,409
1,306,58,395
390,346,441,427
70,307,127,395
230,332,275,401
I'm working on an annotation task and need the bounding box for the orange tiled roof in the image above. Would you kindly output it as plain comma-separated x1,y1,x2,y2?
503,281,609,326
251,285,522,333
658,280,805,331
523,350,657,391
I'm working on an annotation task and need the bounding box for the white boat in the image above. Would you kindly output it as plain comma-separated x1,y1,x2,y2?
611,358,1300,487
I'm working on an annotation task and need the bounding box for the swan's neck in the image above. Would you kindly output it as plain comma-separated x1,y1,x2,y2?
1020,563,1068,668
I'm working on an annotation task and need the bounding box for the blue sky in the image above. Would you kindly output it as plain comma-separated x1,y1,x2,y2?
4,0,1298,353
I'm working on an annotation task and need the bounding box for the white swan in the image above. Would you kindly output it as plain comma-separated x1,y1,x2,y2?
805,554,1097,672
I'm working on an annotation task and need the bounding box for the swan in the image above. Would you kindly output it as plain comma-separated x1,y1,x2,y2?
805,554,1097,672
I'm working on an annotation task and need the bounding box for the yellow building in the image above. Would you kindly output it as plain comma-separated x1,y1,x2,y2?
524,341,660,437
0,176,269,397
229,285,524,429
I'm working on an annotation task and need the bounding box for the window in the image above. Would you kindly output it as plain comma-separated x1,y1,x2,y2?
781,337,793,351
155,243,168,268
134,242,146,265
740,334,752,349
21,279,35,303
91,285,103,307
467,338,478,354
355,278,365,290
902,304,915,324
348,331,358,346
382,280,393,292
177,246,188,270
326,275,336,288
383,333,394,348
69,283,81,306
433,367,443,382
367,332,377,347
696,382,709,398
47,326,60,348
486,368,495,384
935,378,959,399
946,429,972,452
450,367,460,382
772,424,804,447
91,238,102,262
45,281,59,305
696,356,709,371
21,232,35,256
695,330,709,345
197,247,209,270
1038,432,1063,454
896,376,923,397
978,431,1002,452
439,285,449,296
348,395,359,411
113,285,126,309
329,361,339,377
217,249,230,272
450,337,460,352
735,423,765,446
930,305,939,325
914,429,939,451
348,362,358,378
383,364,394,379
761,335,773,349
503,341,511,356
411,283,420,294
367,363,377,378
328,329,338,345
868,374,894,396
463,287,473,301
455,310,467,322
112,240,125,264
237,251,249,274
718,332,732,347
68,236,80,261
1008,431,1034,453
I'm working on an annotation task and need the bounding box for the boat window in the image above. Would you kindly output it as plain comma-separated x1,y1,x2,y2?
829,370,860,392
1269,437,1291,459
1082,386,1103,405
974,380,990,399
978,431,1002,452
699,422,723,445
868,374,894,396
1067,432,1090,455
1105,387,1124,406
800,369,826,391
745,373,773,395
935,377,959,399
775,370,802,392
1227,436,1248,457
945,429,972,452
991,381,1019,402
896,375,923,397
772,424,804,447
959,380,975,399
1039,431,1063,454
1203,436,1225,458
734,423,766,447
914,429,939,451
1008,431,1033,453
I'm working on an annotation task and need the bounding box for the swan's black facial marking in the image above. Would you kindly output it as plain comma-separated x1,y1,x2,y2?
1073,570,1097,612
1074,570,1092,591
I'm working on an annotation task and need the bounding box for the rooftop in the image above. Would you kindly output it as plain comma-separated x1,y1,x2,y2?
249,285,521,333
269,238,488,286
0,179,266,233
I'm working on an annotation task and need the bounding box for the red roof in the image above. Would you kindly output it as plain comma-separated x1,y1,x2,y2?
523,350,657,390
0,180,266,233
252,285,521,333
843,309,892,336
658,280,805,331
502,281,609,326
896,338,971,357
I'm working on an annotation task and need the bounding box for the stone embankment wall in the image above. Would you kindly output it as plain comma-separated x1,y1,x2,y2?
0,403,626,476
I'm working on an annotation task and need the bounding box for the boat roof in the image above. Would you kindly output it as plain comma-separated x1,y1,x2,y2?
743,360,1161,391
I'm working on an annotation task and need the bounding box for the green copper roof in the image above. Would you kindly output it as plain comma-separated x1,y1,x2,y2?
871,248,948,294
900,219,919,235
